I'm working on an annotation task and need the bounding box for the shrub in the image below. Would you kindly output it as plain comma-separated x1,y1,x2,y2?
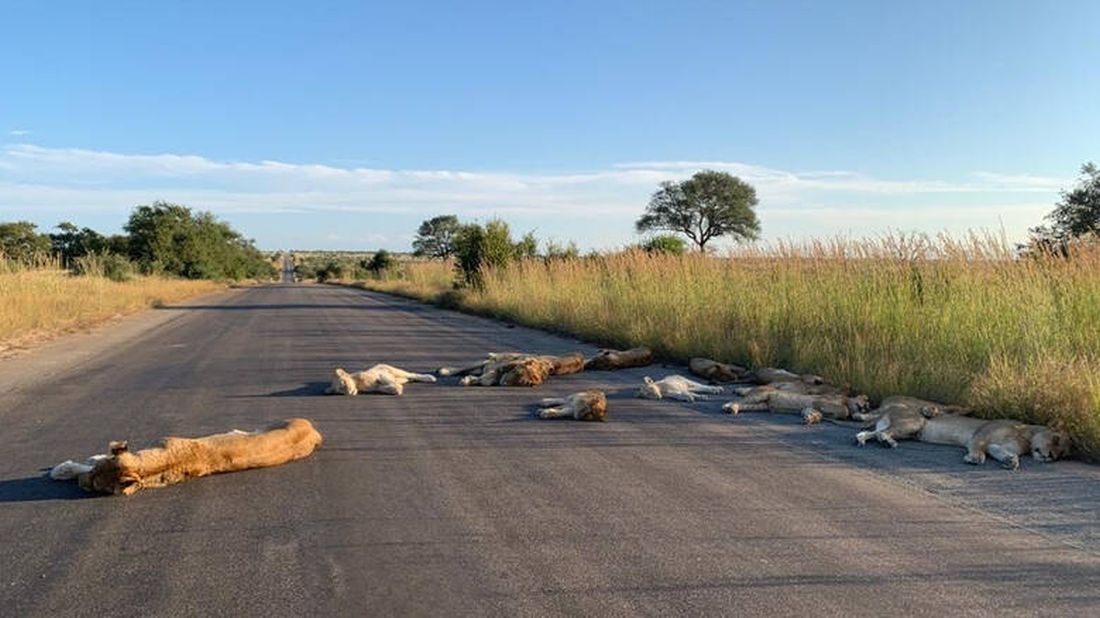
642,234,688,256
71,252,136,282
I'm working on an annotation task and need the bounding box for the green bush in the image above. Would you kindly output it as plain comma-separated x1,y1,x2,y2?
71,252,136,282
642,234,688,256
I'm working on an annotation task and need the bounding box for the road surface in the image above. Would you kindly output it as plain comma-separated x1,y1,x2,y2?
1,283,1099,616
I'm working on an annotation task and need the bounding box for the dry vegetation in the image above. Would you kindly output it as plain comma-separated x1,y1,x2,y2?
359,234,1100,458
0,259,223,356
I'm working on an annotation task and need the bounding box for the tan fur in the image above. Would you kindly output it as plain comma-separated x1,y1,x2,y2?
584,347,654,371
744,367,825,386
921,415,1070,470
325,364,437,396
61,418,323,495
449,352,583,387
544,352,585,376
853,396,949,447
537,390,608,421
637,375,723,403
723,384,869,420
857,407,1070,469
688,357,747,383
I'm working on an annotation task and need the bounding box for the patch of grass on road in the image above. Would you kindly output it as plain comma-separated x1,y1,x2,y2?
356,236,1100,458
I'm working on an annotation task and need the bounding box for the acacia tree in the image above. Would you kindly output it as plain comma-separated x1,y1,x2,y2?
635,170,761,251
412,214,460,258
1029,162,1100,249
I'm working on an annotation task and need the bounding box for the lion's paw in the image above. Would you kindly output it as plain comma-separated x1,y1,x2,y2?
722,402,740,415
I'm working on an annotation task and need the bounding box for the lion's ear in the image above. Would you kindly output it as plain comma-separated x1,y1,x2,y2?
109,440,129,456
644,376,654,384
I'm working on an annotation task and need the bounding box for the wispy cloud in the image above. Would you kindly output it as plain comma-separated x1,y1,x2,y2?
0,143,1068,249
8,129,31,136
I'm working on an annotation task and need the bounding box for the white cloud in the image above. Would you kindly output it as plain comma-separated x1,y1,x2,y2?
8,129,31,136
0,143,1068,249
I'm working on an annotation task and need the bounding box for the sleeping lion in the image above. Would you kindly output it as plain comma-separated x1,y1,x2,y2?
855,401,1070,470
584,347,654,371
637,375,723,403
325,364,437,396
537,390,608,421
722,383,870,421
439,352,585,387
50,418,323,495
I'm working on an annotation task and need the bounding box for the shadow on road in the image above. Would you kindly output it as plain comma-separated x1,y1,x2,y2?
229,382,331,398
0,475,97,503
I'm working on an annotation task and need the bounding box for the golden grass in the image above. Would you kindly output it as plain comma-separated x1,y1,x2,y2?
362,235,1100,458
0,268,223,356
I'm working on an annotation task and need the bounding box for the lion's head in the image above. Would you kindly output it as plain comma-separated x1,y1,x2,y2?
325,368,358,396
576,391,608,422
1031,428,1071,462
78,441,142,495
637,376,663,400
846,395,871,418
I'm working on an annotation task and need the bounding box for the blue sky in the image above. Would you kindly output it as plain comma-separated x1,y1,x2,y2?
2,0,1098,250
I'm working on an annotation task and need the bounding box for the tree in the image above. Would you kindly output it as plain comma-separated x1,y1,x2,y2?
635,170,761,251
1028,162,1100,249
124,201,275,280
452,219,525,287
365,249,397,275
50,221,107,264
0,221,51,263
412,215,460,259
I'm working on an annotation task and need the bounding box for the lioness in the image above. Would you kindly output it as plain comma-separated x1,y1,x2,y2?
50,418,323,495
745,367,826,386
584,347,654,371
920,415,1070,470
689,357,748,383
854,396,950,447
637,375,723,403
325,364,437,396
722,384,870,421
537,390,608,421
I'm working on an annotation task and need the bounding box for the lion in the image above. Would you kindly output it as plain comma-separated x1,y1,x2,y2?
440,352,584,387
537,390,608,421
744,367,826,386
853,396,951,447
919,415,1070,470
463,356,556,387
689,357,748,383
637,375,723,403
722,384,870,421
584,347,654,371
49,418,323,495
325,364,437,396
856,403,1070,470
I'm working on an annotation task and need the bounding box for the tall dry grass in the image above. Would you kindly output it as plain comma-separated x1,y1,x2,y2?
1,258,223,355
364,234,1100,457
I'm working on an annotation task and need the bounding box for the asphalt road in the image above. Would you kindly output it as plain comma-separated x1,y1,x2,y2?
2,283,1099,617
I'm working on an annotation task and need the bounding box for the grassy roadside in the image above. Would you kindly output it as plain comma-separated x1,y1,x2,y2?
0,268,225,357
354,238,1100,459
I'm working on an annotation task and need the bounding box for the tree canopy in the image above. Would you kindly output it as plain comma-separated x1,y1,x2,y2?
412,215,461,259
636,170,761,251
1030,162,1100,247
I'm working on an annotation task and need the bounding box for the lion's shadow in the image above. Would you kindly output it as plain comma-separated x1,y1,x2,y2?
229,382,331,398
0,475,98,502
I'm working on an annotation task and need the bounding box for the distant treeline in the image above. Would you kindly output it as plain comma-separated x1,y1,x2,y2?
0,201,276,281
